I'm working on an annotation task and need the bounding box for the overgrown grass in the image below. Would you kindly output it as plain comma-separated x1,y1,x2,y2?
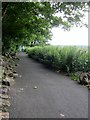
25,45,89,74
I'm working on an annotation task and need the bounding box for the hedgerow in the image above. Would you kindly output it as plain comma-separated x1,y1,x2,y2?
25,46,89,73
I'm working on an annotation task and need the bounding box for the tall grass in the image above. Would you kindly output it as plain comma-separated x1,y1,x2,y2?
25,46,89,73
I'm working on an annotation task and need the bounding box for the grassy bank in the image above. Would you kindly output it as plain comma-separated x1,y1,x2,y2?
25,46,89,74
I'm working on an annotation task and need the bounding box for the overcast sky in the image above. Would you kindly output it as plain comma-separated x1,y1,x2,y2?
50,12,88,46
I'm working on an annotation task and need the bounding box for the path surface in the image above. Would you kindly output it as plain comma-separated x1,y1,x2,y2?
9,52,88,118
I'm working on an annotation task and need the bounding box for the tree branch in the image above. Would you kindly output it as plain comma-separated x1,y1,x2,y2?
2,3,8,20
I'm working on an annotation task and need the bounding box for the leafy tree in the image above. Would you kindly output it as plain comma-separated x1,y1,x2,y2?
2,2,88,53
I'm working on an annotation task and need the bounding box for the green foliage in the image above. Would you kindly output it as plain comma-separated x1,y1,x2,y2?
71,72,80,81
2,2,88,53
26,46,89,73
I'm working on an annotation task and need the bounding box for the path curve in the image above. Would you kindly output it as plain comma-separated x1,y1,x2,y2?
9,52,88,118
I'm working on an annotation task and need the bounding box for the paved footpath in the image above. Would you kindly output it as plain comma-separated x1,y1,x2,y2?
9,52,88,118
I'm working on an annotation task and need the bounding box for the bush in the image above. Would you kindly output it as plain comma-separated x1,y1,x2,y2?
26,45,89,73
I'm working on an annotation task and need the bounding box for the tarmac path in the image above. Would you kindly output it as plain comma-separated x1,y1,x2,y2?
9,52,88,118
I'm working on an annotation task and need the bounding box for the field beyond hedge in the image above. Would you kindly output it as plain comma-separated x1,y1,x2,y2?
25,46,89,74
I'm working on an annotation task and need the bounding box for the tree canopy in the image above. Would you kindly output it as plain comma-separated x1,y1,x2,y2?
2,2,88,53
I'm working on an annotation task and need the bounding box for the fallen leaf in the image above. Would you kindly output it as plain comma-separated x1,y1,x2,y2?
19,75,22,78
33,86,38,89
20,88,24,91
60,113,65,117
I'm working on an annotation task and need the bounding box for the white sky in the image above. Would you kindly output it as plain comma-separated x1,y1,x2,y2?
50,12,88,46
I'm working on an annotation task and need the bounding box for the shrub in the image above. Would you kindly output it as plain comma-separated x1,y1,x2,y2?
26,45,89,73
